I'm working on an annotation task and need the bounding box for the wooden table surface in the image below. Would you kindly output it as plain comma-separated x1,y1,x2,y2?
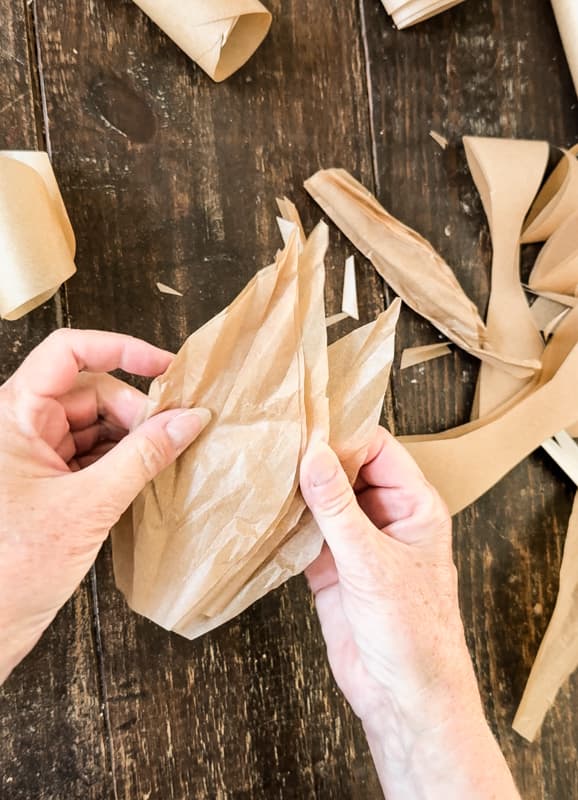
1,1,578,798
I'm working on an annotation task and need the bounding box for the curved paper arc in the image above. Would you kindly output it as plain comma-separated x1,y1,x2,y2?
463,137,548,417
513,493,578,741
551,0,578,97
132,0,271,82
529,211,578,296
305,168,540,379
523,146,578,243
0,153,76,321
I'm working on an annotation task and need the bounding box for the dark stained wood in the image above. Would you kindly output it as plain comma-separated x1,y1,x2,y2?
0,3,110,800
360,1,578,798
1,0,578,798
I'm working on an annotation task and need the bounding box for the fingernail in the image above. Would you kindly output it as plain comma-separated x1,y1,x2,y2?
306,442,338,487
166,408,211,451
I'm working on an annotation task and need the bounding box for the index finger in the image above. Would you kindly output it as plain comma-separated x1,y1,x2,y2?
358,426,427,491
8,329,174,398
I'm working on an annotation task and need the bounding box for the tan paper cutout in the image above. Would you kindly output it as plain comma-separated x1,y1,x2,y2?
429,130,448,149
529,211,578,296
542,430,578,486
530,296,569,333
342,255,359,320
551,0,578,96
513,493,578,741
523,146,578,243
132,0,271,82
276,197,307,247
381,0,464,29
325,311,349,328
113,224,400,639
400,341,452,370
463,137,548,417
305,168,540,378
156,282,183,296
0,151,76,321
525,285,578,308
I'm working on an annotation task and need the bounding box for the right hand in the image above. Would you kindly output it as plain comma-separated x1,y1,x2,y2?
300,427,520,799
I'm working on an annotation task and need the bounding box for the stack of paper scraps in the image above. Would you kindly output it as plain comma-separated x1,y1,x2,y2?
113,223,401,641
303,138,578,743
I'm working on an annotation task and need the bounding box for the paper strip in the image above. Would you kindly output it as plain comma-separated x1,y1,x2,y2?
342,255,359,320
156,282,183,296
400,342,451,370
132,0,272,82
276,197,307,247
305,168,540,378
513,493,578,741
0,151,76,321
382,0,465,29
326,312,348,327
529,211,578,296
463,137,548,417
429,130,448,149
551,0,578,96
542,430,578,486
522,146,578,243
530,296,569,333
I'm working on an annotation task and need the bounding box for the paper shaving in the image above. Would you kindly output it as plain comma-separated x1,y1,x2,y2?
325,312,348,328
464,137,548,418
304,168,540,379
429,130,448,150
400,342,452,370
530,296,569,333
529,211,578,296
381,0,465,29
525,285,578,308
342,255,359,320
276,197,307,247
131,0,272,82
0,151,76,321
513,493,578,741
551,0,578,97
156,282,183,297
543,308,570,340
523,145,578,243
113,224,400,640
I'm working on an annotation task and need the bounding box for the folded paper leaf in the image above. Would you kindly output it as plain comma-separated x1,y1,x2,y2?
513,493,578,741
0,151,76,321
132,0,271,82
305,168,539,379
113,224,400,639
463,137,548,417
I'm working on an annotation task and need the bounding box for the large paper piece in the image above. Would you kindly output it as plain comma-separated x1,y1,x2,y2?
132,0,271,82
463,137,548,417
513,494,578,741
551,0,578,96
0,151,76,321
305,168,539,378
113,226,400,639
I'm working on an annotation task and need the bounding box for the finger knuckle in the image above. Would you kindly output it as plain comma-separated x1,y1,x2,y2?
319,483,357,520
135,432,171,480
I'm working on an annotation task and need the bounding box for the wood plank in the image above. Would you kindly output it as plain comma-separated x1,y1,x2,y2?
33,0,385,797
361,0,578,797
0,4,110,800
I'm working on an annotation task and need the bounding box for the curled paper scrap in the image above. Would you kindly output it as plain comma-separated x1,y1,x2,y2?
400,341,451,370
0,151,76,321
305,168,540,379
463,137,548,417
522,146,578,243
113,224,400,639
513,493,578,741
381,0,464,29
132,0,271,82
551,0,578,96
529,211,578,297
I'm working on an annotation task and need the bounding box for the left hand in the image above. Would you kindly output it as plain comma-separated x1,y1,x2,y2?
0,329,210,683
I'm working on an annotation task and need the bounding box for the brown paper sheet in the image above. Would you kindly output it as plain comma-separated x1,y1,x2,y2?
551,0,578,96
400,341,452,370
529,211,578,296
522,146,578,243
113,224,400,639
463,137,548,417
304,168,540,379
513,493,578,741
0,151,76,321
132,0,271,82
276,196,307,248
381,0,464,29
542,430,578,486
156,282,183,296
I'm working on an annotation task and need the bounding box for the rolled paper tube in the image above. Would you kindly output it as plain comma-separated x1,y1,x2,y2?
132,0,272,82
381,0,464,29
0,152,76,321
551,0,578,96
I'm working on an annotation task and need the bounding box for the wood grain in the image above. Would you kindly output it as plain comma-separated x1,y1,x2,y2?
0,3,110,800
1,0,578,797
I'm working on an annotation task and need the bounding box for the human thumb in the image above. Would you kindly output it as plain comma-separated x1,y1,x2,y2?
80,407,211,517
300,441,376,570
